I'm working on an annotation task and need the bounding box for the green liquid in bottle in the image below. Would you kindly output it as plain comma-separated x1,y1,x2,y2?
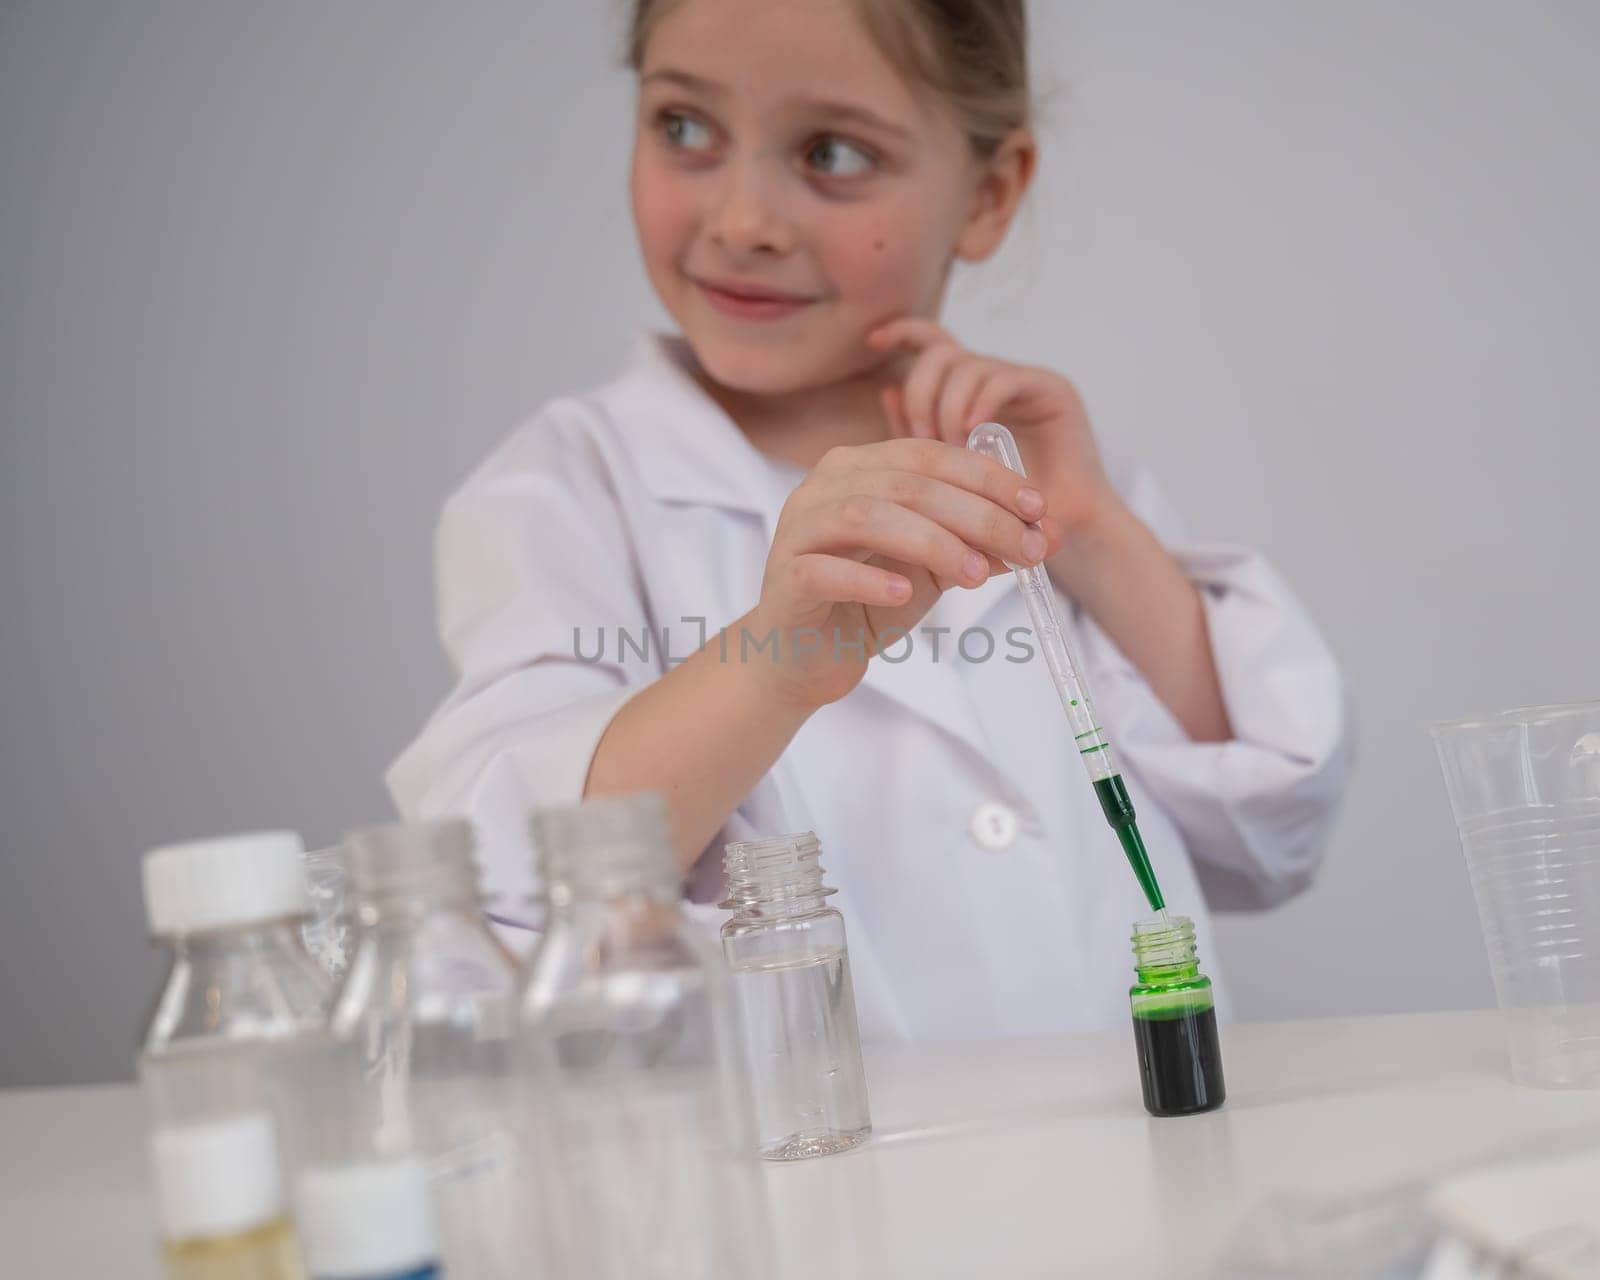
1093,773,1165,913
1129,915,1226,1116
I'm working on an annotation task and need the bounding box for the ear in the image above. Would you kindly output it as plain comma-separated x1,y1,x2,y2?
954,129,1037,264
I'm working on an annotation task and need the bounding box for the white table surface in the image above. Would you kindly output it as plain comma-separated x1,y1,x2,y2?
5,1009,1600,1278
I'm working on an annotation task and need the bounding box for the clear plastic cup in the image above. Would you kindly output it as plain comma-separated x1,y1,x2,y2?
1432,702,1600,1087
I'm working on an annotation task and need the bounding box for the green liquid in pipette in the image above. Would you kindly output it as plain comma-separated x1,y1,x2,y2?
1093,774,1166,913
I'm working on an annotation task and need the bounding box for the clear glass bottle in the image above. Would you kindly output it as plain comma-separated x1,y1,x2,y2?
1129,914,1227,1117
720,831,871,1160
277,1032,442,1280
329,818,525,1279
293,1154,440,1280
520,792,773,1279
138,830,333,1280
298,844,352,982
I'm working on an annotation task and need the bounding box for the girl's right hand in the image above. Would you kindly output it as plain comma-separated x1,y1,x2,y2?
745,437,1063,711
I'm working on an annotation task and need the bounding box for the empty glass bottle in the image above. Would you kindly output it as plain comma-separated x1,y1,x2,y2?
520,792,773,1278
270,1025,444,1280
138,830,332,1280
293,1155,439,1280
1129,914,1226,1117
329,818,526,1278
721,831,871,1160
298,844,352,981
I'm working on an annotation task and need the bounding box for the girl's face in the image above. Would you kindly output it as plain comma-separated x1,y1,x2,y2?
631,0,999,396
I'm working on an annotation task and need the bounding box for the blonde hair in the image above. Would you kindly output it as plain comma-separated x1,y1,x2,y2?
627,0,1030,157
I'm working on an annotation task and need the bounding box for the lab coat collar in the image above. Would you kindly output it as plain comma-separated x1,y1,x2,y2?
609,334,777,518
611,333,1017,627
610,332,1020,781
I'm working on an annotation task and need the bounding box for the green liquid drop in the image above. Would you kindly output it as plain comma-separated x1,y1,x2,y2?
1093,773,1166,913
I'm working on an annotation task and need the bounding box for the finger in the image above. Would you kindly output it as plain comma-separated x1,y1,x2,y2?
852,469,1050,572
979,513,1062,576
880,384,911,440
1037,514,1065,556
836,437,1048,525
866,316,954,355
901,342,964,440
937,357,1006,445
803,493,991,589
784,552,914,609
967,367,1032,434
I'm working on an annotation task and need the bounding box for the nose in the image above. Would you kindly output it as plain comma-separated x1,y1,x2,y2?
707,159,795,258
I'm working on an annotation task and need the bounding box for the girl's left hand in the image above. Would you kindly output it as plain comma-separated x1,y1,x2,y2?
867,319,1118,540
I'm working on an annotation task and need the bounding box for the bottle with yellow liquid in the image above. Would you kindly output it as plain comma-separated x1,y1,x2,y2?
152,1109,303,1279
138,830,332,1279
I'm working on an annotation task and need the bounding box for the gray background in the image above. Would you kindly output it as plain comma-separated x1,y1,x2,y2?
3,0,1596,1086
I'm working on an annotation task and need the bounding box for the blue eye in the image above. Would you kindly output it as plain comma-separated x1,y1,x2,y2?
661,111,715,153
806,136,874,178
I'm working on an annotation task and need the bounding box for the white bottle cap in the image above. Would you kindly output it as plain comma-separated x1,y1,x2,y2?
149,1111,285,1242
143,830,311,936
293,1157,439,1276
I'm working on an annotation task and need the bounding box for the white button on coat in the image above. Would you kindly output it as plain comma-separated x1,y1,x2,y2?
387,334,1356,1044
969,801,1020,852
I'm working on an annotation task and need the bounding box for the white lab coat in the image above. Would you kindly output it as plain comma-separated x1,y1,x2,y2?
387,334,1354,1042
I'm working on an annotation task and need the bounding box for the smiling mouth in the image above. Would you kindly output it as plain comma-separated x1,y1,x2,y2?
691,276,819,321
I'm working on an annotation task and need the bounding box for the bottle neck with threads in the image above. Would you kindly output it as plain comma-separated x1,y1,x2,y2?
531,792,683,911
523,793,700,1015
720,832,835,922
345,817,481,925
1129,915,1211,999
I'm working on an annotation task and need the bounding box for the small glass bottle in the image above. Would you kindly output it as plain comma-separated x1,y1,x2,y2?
1129,914,1227,1117
720,831,871,1160
138,830,333,1280
330,818,525,1279
520,792,773,1279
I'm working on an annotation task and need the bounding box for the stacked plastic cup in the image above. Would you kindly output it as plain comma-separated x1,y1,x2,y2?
1432,701,1600,1087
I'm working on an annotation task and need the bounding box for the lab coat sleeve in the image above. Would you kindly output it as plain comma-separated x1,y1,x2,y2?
1073,464,1356,910
385,405,655,930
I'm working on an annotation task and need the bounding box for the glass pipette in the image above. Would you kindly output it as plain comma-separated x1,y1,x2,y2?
967,421,1168,915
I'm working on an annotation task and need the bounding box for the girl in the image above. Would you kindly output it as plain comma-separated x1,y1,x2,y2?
388,0,1353,1040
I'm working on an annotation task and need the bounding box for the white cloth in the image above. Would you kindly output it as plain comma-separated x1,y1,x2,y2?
386,335,1355,1042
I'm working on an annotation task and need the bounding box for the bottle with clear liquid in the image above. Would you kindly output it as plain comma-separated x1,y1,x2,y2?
329,818,526,1279
520,792,773,1279
138,830,333,1280
720,832,871,1160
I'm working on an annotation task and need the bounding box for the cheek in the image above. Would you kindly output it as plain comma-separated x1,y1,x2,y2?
815,193,958,313
630,150,700,270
